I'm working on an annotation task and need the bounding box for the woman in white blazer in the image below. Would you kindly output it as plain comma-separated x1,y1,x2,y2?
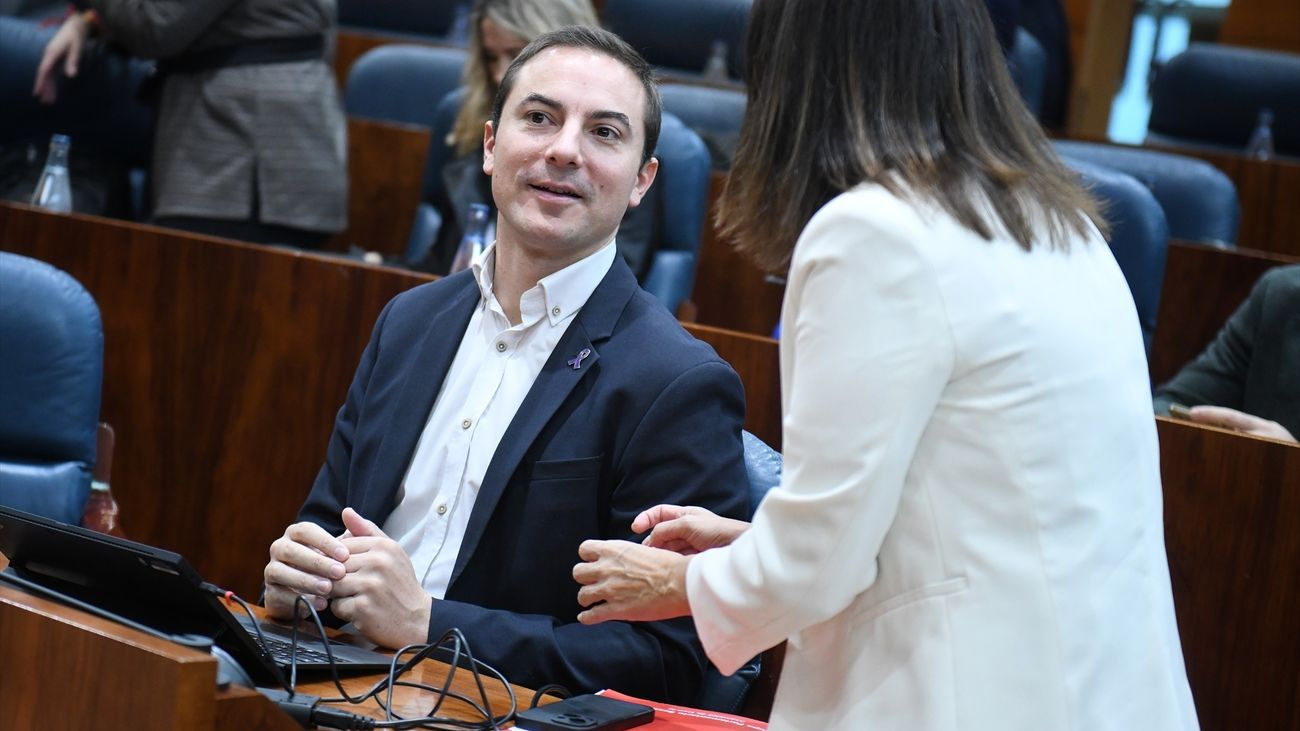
572,0,1199,728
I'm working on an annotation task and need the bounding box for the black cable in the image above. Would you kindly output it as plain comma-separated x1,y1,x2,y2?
204,583,295,692
205,583,518,730
528,684,572,709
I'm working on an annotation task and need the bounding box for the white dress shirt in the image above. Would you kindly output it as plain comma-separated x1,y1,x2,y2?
382,241,616,598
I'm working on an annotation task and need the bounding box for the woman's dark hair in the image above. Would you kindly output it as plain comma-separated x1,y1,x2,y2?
718,0,1107,272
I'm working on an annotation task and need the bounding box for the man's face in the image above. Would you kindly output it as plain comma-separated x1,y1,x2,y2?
483,46,658,266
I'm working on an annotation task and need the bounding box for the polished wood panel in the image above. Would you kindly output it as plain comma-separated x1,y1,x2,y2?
0,582,279,731
1219,0,1300,53
0,581,531,728
683,323,781,451
1150,241,1299,384
687,171,786,337
332,117,432,257
0,203,433,598
1158,417,1300,730
1144,143,1300,258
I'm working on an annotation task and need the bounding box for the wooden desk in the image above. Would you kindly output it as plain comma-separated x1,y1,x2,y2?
0,580,286,730
0,579,529,729
1157,417,1300,729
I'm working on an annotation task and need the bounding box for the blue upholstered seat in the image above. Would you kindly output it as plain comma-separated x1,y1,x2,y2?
0,252,104,524
604,0,752,82
344,45,468,128
1147,43,1300,159
1054,140,1240,247
693,430,782,714
659,82,747,169
1062,159,1170,354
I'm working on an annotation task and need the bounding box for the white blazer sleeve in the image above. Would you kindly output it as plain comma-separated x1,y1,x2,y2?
688,192,955,674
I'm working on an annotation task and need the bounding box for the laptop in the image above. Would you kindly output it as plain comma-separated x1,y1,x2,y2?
0,505,395,685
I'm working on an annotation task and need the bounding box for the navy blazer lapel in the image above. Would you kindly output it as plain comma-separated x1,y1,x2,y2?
449,260,639,587
364,276,480,520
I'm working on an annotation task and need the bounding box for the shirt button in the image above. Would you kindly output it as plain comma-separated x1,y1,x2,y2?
496,341,507,352
436,504,448,516
461,418,472,429
551,306,561,317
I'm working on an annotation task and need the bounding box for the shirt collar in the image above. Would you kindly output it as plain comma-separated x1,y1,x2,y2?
472,240,617,328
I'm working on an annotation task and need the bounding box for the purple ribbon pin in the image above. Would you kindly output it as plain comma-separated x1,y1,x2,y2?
567,348,592,370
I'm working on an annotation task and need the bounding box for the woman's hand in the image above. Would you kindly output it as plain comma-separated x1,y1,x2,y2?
33,13,92,105
573,539,692,624
633,504,751,555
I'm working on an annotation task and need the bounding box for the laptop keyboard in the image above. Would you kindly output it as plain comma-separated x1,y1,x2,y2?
254,633,335,665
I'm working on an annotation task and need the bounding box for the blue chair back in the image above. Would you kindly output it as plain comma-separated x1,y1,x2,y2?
604,0,751,82
0,252,103,524
344,45,467,127
415,90,710,314
640,112,711,313
1062,159,1169,353
337,0,462,38
693,429,781,714
1054,140,1240,247
740,430,781,516
659,82,747,169
1148,43,1300,158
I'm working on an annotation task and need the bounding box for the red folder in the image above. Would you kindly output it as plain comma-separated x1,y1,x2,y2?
594,690,769,730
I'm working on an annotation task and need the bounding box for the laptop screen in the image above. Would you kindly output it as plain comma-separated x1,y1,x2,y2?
0,504,228,640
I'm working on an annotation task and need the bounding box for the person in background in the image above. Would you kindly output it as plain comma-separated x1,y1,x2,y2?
573,0,1198,728
1155,264,1299,443
33,0,347,248
416,0,659,279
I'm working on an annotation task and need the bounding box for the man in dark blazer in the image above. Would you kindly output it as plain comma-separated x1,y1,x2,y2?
1155,264,1299,442
262,27,749,702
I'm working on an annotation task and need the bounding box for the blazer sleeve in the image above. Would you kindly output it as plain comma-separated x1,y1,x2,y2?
1153,270,1265,414
426,359,750,702
687,197,955,674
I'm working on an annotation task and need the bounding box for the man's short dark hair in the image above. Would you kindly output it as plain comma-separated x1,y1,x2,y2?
490,26,662,166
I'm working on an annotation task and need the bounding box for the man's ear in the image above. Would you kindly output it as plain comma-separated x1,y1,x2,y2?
482,121,496,176
627,156,659,209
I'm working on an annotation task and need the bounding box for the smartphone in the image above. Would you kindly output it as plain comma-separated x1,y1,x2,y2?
514,694,654,731
1168,403,1194,420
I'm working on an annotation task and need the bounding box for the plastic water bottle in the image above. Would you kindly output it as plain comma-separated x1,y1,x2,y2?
31,133,73,213
449,203,491,273
702,40,730,84
1244,108,1275,161
82,423,126,538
